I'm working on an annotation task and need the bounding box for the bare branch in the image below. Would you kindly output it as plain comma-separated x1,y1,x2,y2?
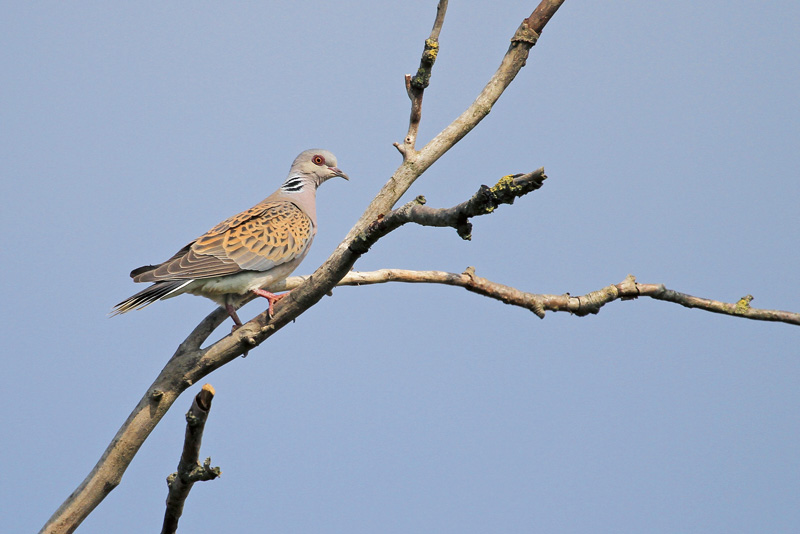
636,285,800,325
278,271,800,326
162,384,221,534
429,0,448,41
338,268,546,317
180,308,230,353
350,169,546,251
525,0,566,35
396,0,449,157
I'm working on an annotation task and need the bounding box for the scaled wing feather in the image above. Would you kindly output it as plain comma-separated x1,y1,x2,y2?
206,201,313,271
131,200,314,283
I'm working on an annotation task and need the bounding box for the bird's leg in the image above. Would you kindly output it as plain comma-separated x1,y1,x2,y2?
225,303,243,331
252,289,288,317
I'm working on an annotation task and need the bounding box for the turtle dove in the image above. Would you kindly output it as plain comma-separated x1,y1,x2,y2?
111,149,348,326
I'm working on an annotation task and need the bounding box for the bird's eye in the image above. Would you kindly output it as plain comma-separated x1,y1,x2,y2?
312,155,325,166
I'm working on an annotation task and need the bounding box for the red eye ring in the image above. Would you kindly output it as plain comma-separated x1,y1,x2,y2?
312,155,325,166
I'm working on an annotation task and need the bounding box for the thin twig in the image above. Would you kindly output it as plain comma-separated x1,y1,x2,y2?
429,0,448,41
162,384,221,534
396,0,449,157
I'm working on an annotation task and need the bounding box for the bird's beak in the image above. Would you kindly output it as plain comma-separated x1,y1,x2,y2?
329,166,349,181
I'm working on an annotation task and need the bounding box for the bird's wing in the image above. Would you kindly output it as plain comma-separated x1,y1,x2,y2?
131,200,314,282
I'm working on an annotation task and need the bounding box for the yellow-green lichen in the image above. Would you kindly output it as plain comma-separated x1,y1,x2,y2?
734,294,754,314
480,175,529,214
492,174,514,194
423,38,439,62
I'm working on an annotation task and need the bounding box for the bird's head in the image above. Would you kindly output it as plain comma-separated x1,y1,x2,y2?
292,149,349,187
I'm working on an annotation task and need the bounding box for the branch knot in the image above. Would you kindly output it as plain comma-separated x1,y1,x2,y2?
512,21,540,46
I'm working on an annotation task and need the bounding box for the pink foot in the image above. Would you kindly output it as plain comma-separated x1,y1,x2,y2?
252,289,288,317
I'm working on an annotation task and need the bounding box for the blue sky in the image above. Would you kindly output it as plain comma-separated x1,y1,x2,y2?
3,2,799,532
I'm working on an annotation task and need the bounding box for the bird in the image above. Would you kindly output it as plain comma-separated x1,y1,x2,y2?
111,149,349,327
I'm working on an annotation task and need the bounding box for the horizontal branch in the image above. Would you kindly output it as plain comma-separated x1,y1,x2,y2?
273,271,800,326
350,169,546,252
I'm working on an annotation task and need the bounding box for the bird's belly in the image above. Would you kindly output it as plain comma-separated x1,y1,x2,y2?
186,263,298,301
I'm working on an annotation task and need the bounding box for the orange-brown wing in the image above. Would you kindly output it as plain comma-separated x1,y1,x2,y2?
194,200,314,271
132,201,314,282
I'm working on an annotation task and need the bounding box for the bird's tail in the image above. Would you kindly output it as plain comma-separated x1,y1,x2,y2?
110,280,193,316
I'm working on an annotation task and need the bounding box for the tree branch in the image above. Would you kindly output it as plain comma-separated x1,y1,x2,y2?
162,384,221,534
350,169,546,251
42,3,566,531
277,271,800,326
396,0,449,157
